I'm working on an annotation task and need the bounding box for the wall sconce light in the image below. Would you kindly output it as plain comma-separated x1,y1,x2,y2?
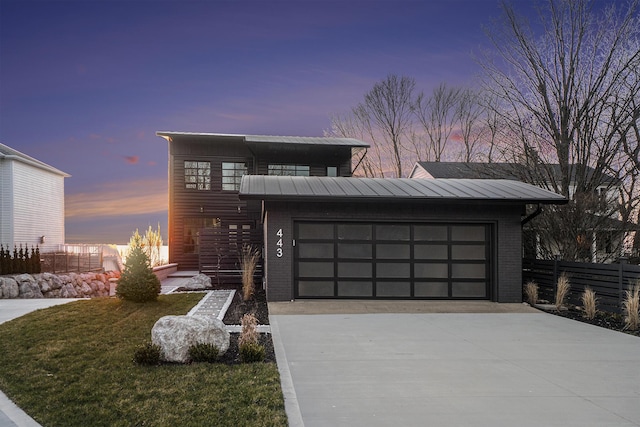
237,206,241,213
40,235,46,244
200,206,204,213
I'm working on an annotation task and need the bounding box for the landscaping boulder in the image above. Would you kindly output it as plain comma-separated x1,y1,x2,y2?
19,281,43,299
182,273,211,290
151,315,229,363
0,278,19,299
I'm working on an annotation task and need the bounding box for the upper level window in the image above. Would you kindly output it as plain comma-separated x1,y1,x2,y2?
184,161,211,190
268,164,310,176
327,166,338,177
222,162,247,191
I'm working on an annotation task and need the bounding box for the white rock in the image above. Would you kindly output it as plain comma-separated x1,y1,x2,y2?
182,273,211,290
60,283,78,298
151,315,230,363
0,278,19,298
19,282,43,298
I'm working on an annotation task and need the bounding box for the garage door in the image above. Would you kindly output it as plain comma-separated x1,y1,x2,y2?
294,222,490,299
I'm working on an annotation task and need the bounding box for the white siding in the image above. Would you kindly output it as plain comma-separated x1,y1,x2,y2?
0,159,14,247
408,164,435,179
11,161,65,252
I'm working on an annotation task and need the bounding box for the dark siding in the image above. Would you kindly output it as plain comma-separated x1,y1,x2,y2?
168,137,355,271
262,201,523,303
169,137,258,270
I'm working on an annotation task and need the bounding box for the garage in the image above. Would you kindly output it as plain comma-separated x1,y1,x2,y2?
295,222,490,299
239,175,566,303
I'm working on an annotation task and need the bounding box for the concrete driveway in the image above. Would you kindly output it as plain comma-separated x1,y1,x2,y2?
269,302,640,427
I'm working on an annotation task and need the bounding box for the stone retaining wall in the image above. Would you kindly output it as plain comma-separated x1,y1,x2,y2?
0,271,120,299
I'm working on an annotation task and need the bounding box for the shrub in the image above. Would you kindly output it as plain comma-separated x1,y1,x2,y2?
524,281,538,305
241,245,260,301
116,233,161,303
188,343,220,363
239,341,265,363
555,273,571,309
581,287,598,320
133,342,162,365
238,313,264,363
622,284,640,331
238,313,258,347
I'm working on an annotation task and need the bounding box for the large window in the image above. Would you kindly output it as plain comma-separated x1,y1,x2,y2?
184,161,211,190
268,164,310,176
222,162,247,191
183,217,220,254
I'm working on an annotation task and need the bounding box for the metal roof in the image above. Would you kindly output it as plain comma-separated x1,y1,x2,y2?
0,142,70,177
156,131,369,148
413,161,617,184
412,162,520,179
239,176,567,204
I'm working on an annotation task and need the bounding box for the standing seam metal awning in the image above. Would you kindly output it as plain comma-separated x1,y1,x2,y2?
239,176,568,204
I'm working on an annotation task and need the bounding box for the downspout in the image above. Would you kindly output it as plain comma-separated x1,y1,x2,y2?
521,204,542,226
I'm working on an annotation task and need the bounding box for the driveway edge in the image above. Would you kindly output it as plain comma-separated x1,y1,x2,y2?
269,315,304,427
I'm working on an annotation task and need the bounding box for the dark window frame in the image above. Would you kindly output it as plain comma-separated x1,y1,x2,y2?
222,162,247,191
184,161,211,191
268,164,310,176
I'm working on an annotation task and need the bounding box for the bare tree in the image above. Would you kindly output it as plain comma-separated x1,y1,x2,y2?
481,0,640,261
454,88,486,162
413,83,462,162
328,74,415,177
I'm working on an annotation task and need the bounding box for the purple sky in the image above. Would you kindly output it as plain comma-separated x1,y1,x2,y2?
1,0,530,244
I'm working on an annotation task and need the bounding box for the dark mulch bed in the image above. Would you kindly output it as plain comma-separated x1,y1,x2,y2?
223,287,270,325
219,286,276,364
547,304,640,337
217,333,276,365
174,281,275,364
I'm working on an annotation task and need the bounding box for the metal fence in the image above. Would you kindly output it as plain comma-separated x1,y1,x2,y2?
40,245,104,274
523,258,640,314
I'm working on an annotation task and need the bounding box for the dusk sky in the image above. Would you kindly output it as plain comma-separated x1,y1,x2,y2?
0,0,540,244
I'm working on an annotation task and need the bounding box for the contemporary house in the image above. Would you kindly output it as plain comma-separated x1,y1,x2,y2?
0,143,69,252
156,132,368,271
158,132,567,302
410,161,625,262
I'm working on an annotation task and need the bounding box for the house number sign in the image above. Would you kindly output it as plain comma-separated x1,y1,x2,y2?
276,228,283,258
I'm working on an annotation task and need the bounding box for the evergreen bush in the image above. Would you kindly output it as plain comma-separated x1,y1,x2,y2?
188,343,220,363
239,341,265,363
133,342,162,365
0,244,41,275
116,233,161,303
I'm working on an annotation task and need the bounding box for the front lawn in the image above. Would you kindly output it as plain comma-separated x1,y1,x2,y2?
0,294,287,427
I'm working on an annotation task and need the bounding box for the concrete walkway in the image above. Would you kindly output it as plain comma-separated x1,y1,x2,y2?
270,303,640,427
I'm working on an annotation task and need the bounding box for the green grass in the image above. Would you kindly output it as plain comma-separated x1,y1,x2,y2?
0,294,287,427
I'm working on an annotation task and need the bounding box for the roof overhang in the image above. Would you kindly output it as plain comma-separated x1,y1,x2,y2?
156,131,369,149
0,143,70,177
239,176,568,205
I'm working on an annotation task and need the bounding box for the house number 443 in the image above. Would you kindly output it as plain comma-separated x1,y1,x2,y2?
276,228,284,258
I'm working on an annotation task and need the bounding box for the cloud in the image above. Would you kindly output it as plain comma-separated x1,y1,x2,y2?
123,155,139,164
65,178,167,219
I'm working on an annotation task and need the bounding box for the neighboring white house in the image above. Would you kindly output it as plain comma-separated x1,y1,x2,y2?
0,143,70,252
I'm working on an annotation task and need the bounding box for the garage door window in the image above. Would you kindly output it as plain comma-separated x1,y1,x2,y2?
295,222,490,299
